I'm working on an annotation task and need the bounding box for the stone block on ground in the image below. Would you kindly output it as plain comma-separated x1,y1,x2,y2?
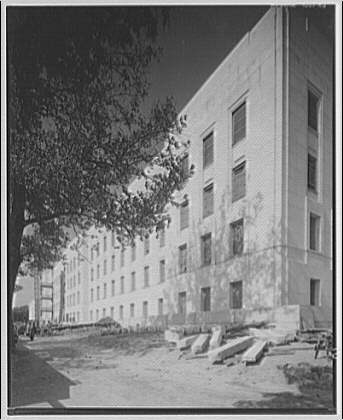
164,329,183,343
207,336,254,364
209,325,225,350
177,335,198,350
249,327,296,345
191,334,210,354
241,340,267,363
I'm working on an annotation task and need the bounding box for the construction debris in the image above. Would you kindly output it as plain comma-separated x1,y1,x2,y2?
191,334,210,354
207,336,254,364
249,327,296,346
241,340,267,364
177,335,198,350
164,329,183,343
209,326,224,351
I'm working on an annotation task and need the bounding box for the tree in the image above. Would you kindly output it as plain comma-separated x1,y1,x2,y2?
8,7,192,306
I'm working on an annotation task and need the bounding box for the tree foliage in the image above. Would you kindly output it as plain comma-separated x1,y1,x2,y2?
8,7,192,289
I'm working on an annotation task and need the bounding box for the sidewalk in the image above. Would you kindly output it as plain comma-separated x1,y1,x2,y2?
9,341,76,408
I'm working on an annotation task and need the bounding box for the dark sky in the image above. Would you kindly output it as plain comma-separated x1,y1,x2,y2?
147,6,269,112
13,5,270,307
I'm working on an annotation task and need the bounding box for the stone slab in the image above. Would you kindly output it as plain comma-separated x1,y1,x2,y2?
241,340,267,363
209,328,224,351
249,328,296,345
191,334,210,354
177,335,198,350
207,336,254,364
164,329,183,343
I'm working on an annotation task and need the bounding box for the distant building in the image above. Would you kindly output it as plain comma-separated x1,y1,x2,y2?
57,6,333,329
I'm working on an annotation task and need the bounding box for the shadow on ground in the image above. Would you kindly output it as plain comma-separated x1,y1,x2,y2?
233,362,334,410
9,343,76,408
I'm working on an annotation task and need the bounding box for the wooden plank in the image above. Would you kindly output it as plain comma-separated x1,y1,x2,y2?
241,340,267,363
191,334,210,354
207,336,254,364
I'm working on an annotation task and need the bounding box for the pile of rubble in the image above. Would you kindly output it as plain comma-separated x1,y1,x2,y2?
165,323,298,366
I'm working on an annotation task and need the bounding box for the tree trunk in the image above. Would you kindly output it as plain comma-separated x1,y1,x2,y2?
9,183,26,308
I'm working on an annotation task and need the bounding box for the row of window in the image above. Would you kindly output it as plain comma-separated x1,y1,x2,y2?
66,275,321,323
65,255,81,274
66,291,80,307
89,220,244,300
66,272,81,290
89,261,166,301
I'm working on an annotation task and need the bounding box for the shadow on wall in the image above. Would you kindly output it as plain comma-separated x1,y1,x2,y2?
9,343,76,408
162,191,284,325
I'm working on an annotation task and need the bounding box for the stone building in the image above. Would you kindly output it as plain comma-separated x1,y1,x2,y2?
61,6,333,329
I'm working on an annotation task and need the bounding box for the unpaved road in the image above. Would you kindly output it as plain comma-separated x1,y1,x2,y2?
10,332,334,409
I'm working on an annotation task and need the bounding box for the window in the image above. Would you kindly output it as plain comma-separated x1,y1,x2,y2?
119,305,124,320
78,272,81,284
96,286,100,300
96,242,100,257
130,303,135,318
142,301,148,319
96,264,100,279
131,272,136,291
144,266,150,288
111,232,115,248
181,154,189,178
77,291,80,305
91,248,94,261
95,309,98,320
159,260,166,283
231,219,244,256
201,233,212,266
144,236,150,255
120,248,125,267
159,229,165,248
103,283,107,299
308,90,319,131
232,102,246,145
91,268,94,282
73,275,76,287
72,294,75,305
131,242,136,261
203,132,214,168
310,279,320,306
308,154,317,192
103,259,107,275
104,236,107,252
203,183,214,218
77,312,80,322
230,281,243,309
111,255,115,272
110,306,114,319
90,310,93,321
309,213,320,251
178,292,186,315
111,279,115,297
232,161,246,202
120,276,124,294
158,298,164,316
178,244,187,273
180,200,189,230
201,287,211,312
102,308,106,318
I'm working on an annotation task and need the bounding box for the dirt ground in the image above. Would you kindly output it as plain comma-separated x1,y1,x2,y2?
10,331,335,410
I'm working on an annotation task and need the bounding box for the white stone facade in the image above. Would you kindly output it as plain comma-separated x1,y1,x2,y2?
59,7,332,328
